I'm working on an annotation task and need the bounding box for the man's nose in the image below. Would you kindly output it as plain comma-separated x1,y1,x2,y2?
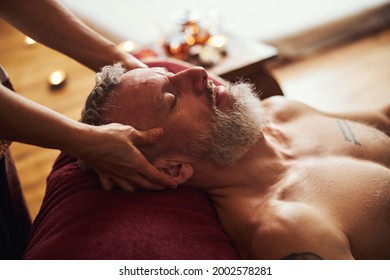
171,67,208,95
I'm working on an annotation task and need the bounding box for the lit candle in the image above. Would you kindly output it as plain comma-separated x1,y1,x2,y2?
164,34,189,60
199,45,222,66
118,40,137,53
185,35,196,46
169,40,182,54
207,35,228,52
48,70,67,89
24,36,36,46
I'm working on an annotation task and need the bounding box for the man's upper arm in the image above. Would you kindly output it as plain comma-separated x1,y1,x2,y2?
263,96,390,135
252,202,354,260
325,104,390,136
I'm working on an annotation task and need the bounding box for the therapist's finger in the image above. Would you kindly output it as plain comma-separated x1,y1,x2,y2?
97,174,115,191
111,177,139,192
133,156,177,189
128,127,177,188
131,127,164,146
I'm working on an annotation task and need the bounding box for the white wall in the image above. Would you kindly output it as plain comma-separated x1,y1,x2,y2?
61,0,389,44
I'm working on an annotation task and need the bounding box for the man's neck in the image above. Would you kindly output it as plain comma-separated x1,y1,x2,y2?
184,133,290,259
189,134,290,199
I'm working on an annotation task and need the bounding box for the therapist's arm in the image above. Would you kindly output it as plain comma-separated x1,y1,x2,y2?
0,84,177,190
0,0,146,72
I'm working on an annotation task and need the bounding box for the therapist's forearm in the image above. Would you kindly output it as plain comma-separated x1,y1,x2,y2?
0,84,92,156
0,0,146,72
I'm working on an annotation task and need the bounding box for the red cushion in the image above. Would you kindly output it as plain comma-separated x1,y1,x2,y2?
23,61,239,259
23,154,239,259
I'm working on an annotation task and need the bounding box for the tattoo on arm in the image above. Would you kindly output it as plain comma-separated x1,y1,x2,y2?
281,252,323,260
336,119,361,146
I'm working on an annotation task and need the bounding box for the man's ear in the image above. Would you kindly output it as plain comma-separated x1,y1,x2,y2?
154,159,193,185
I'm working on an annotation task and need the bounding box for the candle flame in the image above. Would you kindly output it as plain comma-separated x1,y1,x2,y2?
49,70,66,86
208,35,227,48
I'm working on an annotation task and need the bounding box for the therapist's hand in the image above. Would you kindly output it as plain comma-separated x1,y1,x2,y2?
77,123,177,191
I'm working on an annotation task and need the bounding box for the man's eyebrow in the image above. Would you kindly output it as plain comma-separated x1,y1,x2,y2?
151,67,170,75
155,71,172,94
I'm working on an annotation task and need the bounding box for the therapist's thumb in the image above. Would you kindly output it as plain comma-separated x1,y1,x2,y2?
131,127,164,146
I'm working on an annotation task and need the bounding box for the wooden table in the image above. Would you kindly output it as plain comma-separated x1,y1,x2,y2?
145,36,283,99
208,37,283,99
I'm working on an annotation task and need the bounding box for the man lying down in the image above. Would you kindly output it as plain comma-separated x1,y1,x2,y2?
76,63,390,260
86,63,390,259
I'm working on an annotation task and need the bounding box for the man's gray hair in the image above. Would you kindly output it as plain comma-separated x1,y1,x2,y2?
80,63,264,168
81,63,126,125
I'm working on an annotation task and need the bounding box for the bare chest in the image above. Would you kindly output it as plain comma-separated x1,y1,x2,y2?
265,116,390,168
278,159,390,258
215,158,390,259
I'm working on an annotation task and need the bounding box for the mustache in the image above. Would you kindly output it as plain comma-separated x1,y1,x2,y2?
205,80,215,107
206,80,229,109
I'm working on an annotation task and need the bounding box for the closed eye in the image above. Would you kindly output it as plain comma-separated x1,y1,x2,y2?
171,94,177,108
162,79,178,109
165,92,176,109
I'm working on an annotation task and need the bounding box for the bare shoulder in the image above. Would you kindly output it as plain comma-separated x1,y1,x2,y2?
251,201,354,260
261,96,319,122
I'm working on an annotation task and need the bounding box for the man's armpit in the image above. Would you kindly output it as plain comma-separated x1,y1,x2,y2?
281,252,323,260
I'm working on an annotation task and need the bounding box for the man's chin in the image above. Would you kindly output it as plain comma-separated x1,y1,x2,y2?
205,81,265,166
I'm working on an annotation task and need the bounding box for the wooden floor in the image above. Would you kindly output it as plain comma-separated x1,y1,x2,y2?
270,28,390,113
1,18,389,219
0,19,95,219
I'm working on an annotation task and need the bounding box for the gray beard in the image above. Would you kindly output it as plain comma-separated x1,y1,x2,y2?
198,82,266,166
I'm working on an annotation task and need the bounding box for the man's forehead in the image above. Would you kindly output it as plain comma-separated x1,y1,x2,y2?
122,70,164,96
122,67,169,81
121,68,151,84
106,68,166,127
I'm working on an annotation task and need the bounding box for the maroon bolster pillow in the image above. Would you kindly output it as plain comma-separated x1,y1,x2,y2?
23,61,239,260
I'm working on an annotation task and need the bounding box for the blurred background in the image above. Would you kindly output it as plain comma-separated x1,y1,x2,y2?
60,0,390,58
